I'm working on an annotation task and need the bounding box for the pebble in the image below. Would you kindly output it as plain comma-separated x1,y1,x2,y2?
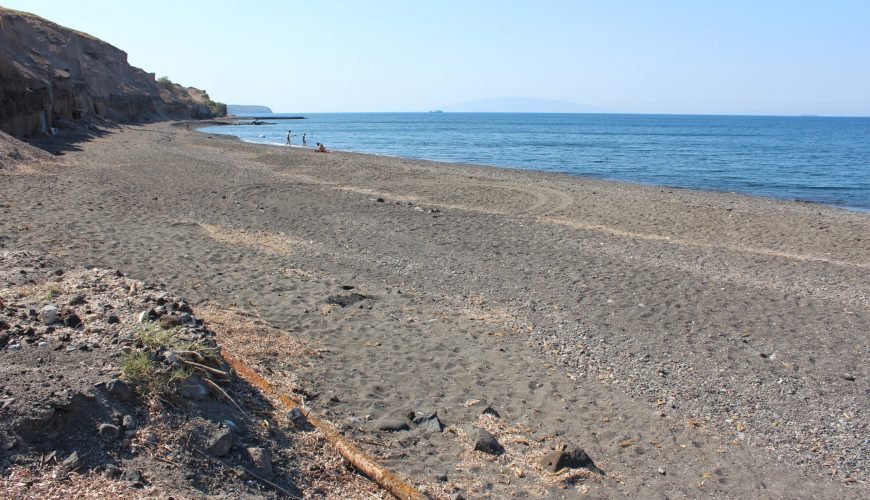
206,428,234,457
39,305,59,325
7,344,21,351
98,423,120,442
658,466,667,475
472,428,504,455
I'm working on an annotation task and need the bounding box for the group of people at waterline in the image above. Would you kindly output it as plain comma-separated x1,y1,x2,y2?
287,130,327,152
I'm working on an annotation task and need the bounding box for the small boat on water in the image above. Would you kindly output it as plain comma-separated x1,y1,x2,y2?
429,110,443,113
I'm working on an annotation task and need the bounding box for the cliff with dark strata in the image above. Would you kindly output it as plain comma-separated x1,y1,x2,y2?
0,8,224,137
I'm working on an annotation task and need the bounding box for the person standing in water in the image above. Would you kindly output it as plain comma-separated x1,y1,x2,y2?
286,130,291,146
302,133,308,147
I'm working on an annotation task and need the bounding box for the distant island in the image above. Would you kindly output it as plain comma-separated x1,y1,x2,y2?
443,97,606,113
227,104,273,115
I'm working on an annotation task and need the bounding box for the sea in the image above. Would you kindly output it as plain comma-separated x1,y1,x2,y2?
199,113,870,212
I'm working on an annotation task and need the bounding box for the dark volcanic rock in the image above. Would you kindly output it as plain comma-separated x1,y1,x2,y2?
472,428,504,455
537,446,603,474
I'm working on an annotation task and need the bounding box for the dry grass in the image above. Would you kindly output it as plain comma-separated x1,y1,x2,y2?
197,223,305,256
0,466,142,499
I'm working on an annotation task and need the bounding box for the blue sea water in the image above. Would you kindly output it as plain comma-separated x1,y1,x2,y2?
200,113,870,211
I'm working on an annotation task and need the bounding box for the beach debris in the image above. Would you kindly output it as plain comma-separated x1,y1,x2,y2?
472,428,504,455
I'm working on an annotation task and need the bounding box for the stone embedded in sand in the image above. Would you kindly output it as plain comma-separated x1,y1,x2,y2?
177,374,210,401
137,309,156,323
107,314,121,324
246,447,274,479
39,305,59,325
68,294,86,306
98,423,120,442
412,412,445,432
104,378,135,401
206,428,234,457
373,416,411,432
472,428,504,455
63,312,82,328
159,314,183,329
61,451,81,471
537,446,602,474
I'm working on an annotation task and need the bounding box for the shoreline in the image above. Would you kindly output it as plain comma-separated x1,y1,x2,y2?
2,121,868,497
198,124,870,215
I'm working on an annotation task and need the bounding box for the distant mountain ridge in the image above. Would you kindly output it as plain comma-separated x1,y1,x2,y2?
227,105,273,115
443,97,605,113
0,7,226,137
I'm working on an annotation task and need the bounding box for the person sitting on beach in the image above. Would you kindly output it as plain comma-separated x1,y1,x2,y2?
315,143,328,153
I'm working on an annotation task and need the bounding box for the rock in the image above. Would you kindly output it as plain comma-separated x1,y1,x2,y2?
137,309,156,323
412,412,445,432
104,378,135,401
159,314,182,329
68,294,86,306
7,343,21,351
122,468,143,484
376,197,385,202
537,446,603,474
177,374,209,401
472,428,504,455
104,463,122,479
98,423,120,442
482,406,500,418
842,374,856,382
61,451,81,471
206,428,234,457
658,466,667,475
246,447,274,479
122,414,136,430
326,293,367,308
373,417,410,432
287,408,313,432
63,313,82,328
107,315,121,324
435,472,448,482
39,305,59,325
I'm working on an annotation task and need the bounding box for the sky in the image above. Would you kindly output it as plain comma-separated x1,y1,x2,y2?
5,0,870,116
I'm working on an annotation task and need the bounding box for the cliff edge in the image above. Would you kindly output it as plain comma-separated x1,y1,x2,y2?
0,8,225,137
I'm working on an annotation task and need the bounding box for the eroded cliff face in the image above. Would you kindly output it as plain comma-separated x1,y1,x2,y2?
0,8,218,137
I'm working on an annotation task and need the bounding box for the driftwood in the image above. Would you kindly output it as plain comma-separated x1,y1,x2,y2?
222,350,425,500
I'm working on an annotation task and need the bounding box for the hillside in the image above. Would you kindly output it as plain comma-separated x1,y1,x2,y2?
227,104,273,115
0,7,226,137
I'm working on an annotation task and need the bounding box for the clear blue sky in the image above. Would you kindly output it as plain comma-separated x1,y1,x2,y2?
5,0,870,115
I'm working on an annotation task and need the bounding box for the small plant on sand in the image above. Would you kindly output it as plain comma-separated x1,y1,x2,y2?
119,323,225,397
43,284,61,301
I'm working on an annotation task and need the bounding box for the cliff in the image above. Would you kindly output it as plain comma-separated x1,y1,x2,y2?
0,8,225,137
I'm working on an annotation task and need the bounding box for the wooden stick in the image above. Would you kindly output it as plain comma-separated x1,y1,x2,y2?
203,378,251,421
180,359,228,377
222,350,425,500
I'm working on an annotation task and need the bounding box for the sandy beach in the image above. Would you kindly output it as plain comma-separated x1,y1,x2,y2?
2,122,867,498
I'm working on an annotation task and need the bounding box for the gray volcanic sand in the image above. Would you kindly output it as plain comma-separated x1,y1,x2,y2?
1,123,867,498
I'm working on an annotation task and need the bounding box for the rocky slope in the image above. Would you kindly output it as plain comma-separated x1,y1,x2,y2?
0,7,224,137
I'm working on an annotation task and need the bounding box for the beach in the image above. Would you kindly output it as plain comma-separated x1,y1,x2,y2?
2,122,867,498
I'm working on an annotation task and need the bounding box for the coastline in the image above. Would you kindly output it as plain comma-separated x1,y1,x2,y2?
2,122,868,497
